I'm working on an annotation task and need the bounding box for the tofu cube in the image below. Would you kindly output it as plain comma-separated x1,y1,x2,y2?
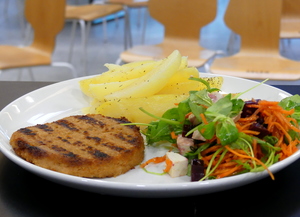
166,152,188,178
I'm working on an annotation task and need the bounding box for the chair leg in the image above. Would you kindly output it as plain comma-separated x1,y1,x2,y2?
102,17,108,43
28,68,35,81
4,0,9,18
79,20,90,75
204,63,211,73
141,8,148,45
23,23,33,45
115,57,123,65
52,62,78,78
16,0,27,40
226,31,237,55
114,13,119,28
124,5,132,50
68,20,77,63
17,68,22,81
17,68,34,81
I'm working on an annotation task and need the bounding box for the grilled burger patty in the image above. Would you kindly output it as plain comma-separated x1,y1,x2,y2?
10,114,144,178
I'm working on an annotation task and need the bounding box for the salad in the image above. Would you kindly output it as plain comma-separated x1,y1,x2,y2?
137,78,300,181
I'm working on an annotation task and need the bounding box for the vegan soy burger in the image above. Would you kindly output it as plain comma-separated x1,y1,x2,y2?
10,114,144,178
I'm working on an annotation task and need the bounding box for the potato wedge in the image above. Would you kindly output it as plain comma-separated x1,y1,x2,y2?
158,80,201,95
157,67,199,95
159,76,224,95
104,50,182,101
96,94,188,123
79,50,225,126
89,78,138,101
167,67,199,84
178,56,188,70
79,61,160,96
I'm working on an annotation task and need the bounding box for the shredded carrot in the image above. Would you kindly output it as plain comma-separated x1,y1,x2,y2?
164,158,173,172
200,113,208,125
185,112,193,119
252,139,258,158
224,145,275,180
279,139,299,160
238,116,258,122
140,154,176,174
140,155,166,168
236,100,300,161
240,130,261,136
201,104,209,109
201,145,223,156
170,131,178,140
215,165,243,179
268,122,292,143
216,161,239,168
239,122,254,130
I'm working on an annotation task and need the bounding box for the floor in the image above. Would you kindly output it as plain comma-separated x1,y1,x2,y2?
0,0,300,85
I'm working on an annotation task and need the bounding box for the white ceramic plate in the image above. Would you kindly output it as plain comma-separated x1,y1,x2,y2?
0,74,299,198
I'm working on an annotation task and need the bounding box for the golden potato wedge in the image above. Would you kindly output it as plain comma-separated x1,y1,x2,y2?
102,63,122,71
79,61,160,96
178,56,188,70
95,94,188,123
79,50,225,127
158,80,200,95
88,78,138,101
167,67,199,84
158,76,224,95
104,50,182,101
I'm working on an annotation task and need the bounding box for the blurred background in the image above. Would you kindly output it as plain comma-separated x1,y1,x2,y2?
0,0,299,85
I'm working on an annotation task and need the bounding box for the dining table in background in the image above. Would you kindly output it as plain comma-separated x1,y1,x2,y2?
0,80,300,217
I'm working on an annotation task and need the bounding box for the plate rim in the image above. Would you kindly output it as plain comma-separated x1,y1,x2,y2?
0,73,298,197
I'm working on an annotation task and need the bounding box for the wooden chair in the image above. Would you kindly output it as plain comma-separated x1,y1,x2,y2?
108,0,147,7
210,0,300,80
65,3,124,75
0,0,77,80
118,0,217,68
107,0,148,48
280,0,300,39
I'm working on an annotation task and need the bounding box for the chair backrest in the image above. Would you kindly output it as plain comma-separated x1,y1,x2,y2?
148,0,216,41
25,0,66,54
282,0,300,20
224,0,282,54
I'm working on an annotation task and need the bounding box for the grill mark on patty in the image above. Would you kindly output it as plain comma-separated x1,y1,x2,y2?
55,119,78,131
92,150,110,159
35,124,53,132
19,128,36,136
108,116,138,130
16,139,47,158
101,142,125,152
57,136,71,144
86,136,101,143
126,137,140,145
114,133,140,146
52,136,119,160
84,145,111,159
75,115,106,127
85,136,125,152
51,144,85,165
